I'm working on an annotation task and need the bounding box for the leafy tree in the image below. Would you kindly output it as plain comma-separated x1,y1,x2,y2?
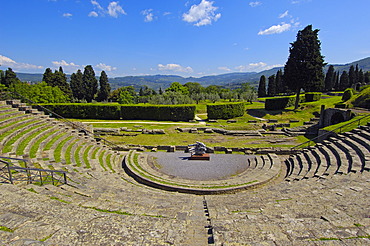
109,86,136,102
339,71,350,90
184,82,204,95
42,68,54,86
118,90,134,104
267,74,276,96
258,75,267,97
70,69,84,101
165,82,189,95
283,25,325,109
148,91,193,105
82,65,98,102
324,65,335,91
191,93,206,104
97,71,111,102
206,93,220,103
205,85,222,95
2,68,20,87
365,71,370,84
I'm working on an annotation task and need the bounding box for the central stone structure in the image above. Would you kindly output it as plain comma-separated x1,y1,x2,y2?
188,141,210,160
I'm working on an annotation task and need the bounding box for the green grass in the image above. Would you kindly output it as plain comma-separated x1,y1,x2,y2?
98,149,108,171
2,123,47,153
65,139,79,165
74,143,85,167
83,145,93,168
0,225,14,233
30,129,59,158
54,136,73,163
44,132,66,151
50,196,70,204
91,147,99,159
0,119,38,143
323,114,370,133
105,153,115,173
83,206,134,216
16,125,52,156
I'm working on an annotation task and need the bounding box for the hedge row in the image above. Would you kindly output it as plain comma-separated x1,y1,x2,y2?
121,105,196,121
265,95,305,110
305,92,322,102
40,104,196,121
207,102,245,119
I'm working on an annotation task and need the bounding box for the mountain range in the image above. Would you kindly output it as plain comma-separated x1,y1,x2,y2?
15,57,370,91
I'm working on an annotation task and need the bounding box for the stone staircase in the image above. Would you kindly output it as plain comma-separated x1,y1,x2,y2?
284,122,370,181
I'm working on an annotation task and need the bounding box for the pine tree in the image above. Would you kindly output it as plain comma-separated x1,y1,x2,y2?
275,69,284,94
339,71,350,90
267,75,276,96
348,65,356,87
283,25,325,109
324,65,335,91
2,68,20,87
54,67,72,98
358,69,364,84
97,71,111,102
257,75,267,97
82,65,98,102
70,69,84,100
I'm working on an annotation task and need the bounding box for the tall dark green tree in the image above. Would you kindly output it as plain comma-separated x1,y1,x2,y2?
275,69,284,94
2,68,20,87
70,69,84,100
267,74,276,96
97,71,111,102
348,65,356,87
0,70,4,85
54,67,72,98
283,25,326,109
339,71,350,90
257,75,267,97
324,65,335,91
358,69,364,84
82,65,98,102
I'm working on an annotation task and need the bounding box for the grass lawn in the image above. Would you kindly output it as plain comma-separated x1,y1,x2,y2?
66,95,342,148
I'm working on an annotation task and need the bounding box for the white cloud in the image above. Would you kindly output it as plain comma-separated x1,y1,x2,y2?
63,13,72,18
0,54,43,70
279,10,289,18
163,12,171,16
258,23,291,35
107,1,126,18
96,63,117,71
218,66,231,72
235,62,282,72
88,11,98,17
141,9,154,22
249,1,262,7
89,1,126,18
158,64,193,73
182,0,221,27
52,60,80,73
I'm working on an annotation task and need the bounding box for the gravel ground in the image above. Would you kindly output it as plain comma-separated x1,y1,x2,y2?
147,152,254,181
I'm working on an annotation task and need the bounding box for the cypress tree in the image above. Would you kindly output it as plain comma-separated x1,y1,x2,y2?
82,65,98,102
283,25,325,109
54,67,72,98
97,70,111,102
358,69,364,84
339,71,350,90
275,69,284,94
348,65,356,87
267,74,276,97
70,69,84,100
324,65,335,91
257,75,267,97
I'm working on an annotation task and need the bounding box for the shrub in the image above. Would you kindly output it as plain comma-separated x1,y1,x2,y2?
40,104,121,119
341,88,355,102
305,92,322,102
352,86,370,109
207,102,245,119
121,105,196,121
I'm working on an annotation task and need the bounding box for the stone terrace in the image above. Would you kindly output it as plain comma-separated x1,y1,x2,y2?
0,100,369,245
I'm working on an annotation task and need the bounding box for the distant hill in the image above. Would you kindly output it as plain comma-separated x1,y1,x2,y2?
14,57,370,90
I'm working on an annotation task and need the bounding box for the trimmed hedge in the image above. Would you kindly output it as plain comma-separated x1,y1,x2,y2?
207,102,245,119
305,92,322,102
341,88,355,102
40,104,121,120
121,105,196,121
265,95,304,110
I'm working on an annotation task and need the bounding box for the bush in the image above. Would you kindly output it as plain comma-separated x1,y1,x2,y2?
121,105,196,121
341,88,355,102
207,102,245,119
352,86,370,109
305,92,322,102
265,95,305,110
40,104,121,119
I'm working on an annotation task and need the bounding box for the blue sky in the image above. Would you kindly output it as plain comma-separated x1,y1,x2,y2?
1,0,369,77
